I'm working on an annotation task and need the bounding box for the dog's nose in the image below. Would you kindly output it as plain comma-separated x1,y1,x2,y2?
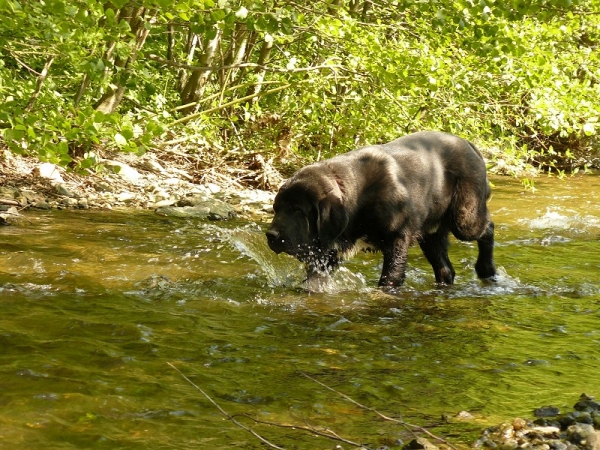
266,229,279,242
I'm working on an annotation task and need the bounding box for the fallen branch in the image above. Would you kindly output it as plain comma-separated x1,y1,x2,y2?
0,198,20,206
299,371,459,450
167,362,284,450
241,413,364,447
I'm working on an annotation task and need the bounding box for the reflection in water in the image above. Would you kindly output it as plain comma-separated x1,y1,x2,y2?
0,175,599,449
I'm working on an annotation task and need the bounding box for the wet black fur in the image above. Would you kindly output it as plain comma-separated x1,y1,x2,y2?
266,131,497,287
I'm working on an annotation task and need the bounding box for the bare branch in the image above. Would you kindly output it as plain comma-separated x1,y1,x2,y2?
25,55,55,111
167,362,284,450
299,371,460,450
241,413,364,447
168,83,291,127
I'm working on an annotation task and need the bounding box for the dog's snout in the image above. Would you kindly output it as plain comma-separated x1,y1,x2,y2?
266,229,279,242
266,228,285,254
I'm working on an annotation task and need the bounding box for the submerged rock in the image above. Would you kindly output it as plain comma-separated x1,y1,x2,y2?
403,437,439,450
535,406,561,417
575,395,600,413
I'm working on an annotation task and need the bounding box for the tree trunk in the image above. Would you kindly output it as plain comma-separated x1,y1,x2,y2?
167,22,175,61
245,36,273,101
95,4,157,114
219,22,249,88
179,26,223,113
177,29,198,92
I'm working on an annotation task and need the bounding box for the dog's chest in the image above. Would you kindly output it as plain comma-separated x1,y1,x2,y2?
335,238,378,259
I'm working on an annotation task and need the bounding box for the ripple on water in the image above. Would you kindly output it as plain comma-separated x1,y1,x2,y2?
521,208,600,234
1,191,599,449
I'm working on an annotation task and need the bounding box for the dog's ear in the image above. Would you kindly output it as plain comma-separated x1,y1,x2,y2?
317,193,348,245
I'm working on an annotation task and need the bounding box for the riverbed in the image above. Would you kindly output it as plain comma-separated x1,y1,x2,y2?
1,175,599,449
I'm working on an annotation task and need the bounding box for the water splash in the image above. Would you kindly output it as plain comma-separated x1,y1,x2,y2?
302,266,369,293
228,227,305,287
227,227,370,293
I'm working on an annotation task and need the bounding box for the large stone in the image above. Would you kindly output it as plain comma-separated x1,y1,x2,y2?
176,194,211,207
155,205,211,219
0,187,19,199
117,191,137,203
55,183,76,197
0,206,25,225
567,424,600,450
102,160,142,183
34,162,64,183
18,190,47,207
155,198,235,220
94,181,114,192
403,438,439,450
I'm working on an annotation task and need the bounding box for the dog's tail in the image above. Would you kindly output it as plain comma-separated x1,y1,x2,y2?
467,140,486,162
467,140,492,200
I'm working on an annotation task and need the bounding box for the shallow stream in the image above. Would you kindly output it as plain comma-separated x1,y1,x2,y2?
1,175,599,449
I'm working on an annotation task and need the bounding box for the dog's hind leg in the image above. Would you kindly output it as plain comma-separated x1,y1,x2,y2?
448,181,496,281
419,229,455,285
474,221,496,280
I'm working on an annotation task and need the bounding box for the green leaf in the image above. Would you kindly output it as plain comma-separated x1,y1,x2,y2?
235,6,248,19
80,157,95,168
111,0,129,8
120,127,134,139
105,8,115,23
256,14,278,33
281,17,294,35
210,9,226,22
56,141,69,154
114,133,127,147
582,122,595,136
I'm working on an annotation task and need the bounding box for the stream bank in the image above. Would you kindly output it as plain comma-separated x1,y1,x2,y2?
0,148,276,225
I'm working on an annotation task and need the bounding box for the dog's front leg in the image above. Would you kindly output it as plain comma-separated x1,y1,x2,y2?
305,249,339,281
379,235,410,287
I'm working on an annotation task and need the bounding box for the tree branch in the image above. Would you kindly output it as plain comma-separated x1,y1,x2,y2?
25,55,55,111
168,83,291,127
148,53,343,74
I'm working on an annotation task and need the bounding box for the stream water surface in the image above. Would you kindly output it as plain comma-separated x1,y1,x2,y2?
1,175,599,449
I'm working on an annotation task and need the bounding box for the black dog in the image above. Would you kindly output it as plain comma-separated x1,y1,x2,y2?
266,131,496,287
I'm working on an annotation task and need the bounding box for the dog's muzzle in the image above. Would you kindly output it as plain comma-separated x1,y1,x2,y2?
266,229,285,254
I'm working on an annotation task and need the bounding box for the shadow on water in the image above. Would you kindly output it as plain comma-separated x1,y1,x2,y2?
0,175,599,449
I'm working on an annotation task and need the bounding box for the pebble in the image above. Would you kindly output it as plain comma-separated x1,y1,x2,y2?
56,184,76,197
476,394,600,450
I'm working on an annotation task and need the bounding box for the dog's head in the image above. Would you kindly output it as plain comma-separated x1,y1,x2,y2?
266,166,349,262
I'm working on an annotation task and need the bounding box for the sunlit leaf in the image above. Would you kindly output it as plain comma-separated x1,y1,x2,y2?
114,133,127,147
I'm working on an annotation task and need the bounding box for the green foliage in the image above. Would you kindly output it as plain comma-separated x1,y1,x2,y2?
0,0,599,178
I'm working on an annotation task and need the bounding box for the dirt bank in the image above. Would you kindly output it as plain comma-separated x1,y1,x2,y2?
0,148,278,224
